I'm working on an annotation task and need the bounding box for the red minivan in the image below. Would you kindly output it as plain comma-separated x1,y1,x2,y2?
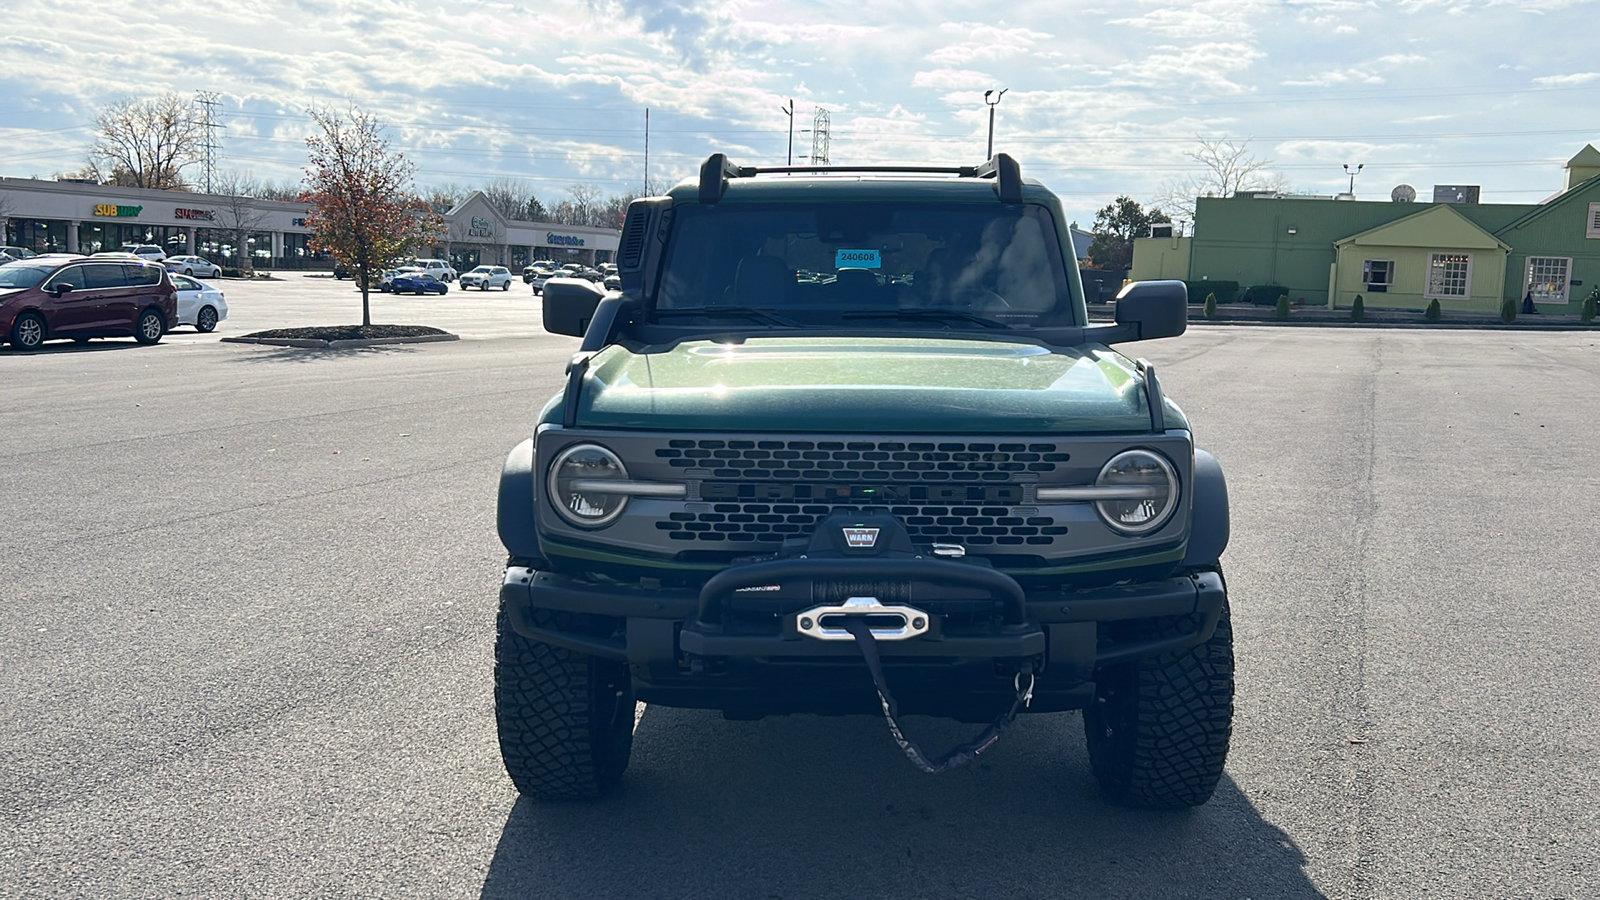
0,256,179,349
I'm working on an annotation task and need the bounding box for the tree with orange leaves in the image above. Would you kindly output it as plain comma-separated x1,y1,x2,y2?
302,105,442,326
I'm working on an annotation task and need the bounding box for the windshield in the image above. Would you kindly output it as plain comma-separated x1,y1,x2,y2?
655,202,1076,327
0,265,52,289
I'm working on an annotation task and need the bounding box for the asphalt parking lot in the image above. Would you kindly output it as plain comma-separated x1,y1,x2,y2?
2,292,1598,898
160,270,557,343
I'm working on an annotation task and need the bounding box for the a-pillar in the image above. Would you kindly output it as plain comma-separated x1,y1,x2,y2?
66,221,79,254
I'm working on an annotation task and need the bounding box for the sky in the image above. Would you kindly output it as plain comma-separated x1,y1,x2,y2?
2,0,1598,229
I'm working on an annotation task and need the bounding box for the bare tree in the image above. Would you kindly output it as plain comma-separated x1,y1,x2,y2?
423,183,467,215
566,183,604,227
88,94,205,190
252,178,304,201
210,171,272,274
482,176,545,221
1154,137,1288,225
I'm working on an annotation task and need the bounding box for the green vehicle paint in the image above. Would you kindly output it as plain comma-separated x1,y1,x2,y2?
545,336,1188,435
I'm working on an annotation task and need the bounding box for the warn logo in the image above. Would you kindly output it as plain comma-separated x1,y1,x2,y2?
842,527,880,549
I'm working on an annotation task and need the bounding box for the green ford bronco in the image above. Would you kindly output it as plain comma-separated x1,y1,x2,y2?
495,154,1232,808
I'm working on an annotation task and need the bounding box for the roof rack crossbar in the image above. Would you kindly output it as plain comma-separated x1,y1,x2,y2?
739,165,981,177
696,153,1023,203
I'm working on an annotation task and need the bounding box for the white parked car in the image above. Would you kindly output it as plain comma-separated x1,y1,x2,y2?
170,272,228,333
412,259,457,282
460,265,513,291
119,244,167,262
163,255,222,278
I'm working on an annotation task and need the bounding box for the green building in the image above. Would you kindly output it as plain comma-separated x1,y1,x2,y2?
1132,145,1600,314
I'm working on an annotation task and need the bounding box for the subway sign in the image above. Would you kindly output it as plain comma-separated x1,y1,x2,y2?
93,204,143,217
547,232,585,247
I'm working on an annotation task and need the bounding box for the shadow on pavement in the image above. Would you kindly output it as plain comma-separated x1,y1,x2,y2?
480,705,1322,899
221,345,424,364
4,340,146,354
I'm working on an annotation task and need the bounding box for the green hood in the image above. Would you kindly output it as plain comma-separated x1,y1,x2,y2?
561,337,1185,434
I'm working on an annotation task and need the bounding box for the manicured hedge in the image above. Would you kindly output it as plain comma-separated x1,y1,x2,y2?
1242,284,1290,305
1183,280,1238,305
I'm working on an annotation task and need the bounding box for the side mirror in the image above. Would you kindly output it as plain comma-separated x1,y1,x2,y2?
1103,280,1187,343
542,277,607,337
51,283,75,298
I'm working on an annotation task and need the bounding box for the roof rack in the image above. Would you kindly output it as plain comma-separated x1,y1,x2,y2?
697,152,1023,204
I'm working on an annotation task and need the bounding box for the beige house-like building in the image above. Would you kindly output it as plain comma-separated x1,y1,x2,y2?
1133,144,1600,314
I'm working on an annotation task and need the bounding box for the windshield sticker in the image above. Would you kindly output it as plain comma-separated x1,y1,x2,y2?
835,249,882,269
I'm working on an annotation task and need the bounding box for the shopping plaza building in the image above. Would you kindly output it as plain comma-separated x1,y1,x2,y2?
0,177,620,269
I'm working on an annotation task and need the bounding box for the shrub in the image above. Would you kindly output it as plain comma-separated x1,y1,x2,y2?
1425,298,1441,321
1203,292,1217,319
1500,296,1517,324
1351,294,1365,321
1582,287,1598,324
1275,294,1290,319
1184,280,1238,305
1243,284,1290,305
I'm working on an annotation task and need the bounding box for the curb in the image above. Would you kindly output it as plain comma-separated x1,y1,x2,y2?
221,334,460,349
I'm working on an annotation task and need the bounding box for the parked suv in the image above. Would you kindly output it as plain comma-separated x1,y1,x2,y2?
411,258,457,282
118,244,167,262
2,256,177,349
495,154,1233,808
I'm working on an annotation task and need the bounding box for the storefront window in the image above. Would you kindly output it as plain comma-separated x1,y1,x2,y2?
9,219,67,253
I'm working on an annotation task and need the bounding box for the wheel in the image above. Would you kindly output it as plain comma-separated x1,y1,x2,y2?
440,285,449,294
9,311,46,350
495,606,635,799
134,308,165,345
1084,581,1233,809
183,268,194,276
195,306,218,333
502,282,510,291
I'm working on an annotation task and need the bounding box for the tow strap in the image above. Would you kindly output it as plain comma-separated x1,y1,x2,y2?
841,616,1034,774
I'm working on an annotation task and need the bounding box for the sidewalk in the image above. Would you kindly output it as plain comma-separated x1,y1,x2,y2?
1088,302,1598,331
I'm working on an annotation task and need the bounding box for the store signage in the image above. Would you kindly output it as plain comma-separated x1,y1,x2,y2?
174,208,215,221
292,217,309,227
547,232,585,247
93,204,143,217
468,216,495,238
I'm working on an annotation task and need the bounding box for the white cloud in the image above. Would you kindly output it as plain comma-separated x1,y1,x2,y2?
1532,72,1600,85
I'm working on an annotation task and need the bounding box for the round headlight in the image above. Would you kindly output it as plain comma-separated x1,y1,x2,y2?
1094,450,1179,535
547,443,629,528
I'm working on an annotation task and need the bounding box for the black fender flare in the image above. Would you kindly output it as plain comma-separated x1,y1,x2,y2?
1182,447,1230,568
497,438,541,559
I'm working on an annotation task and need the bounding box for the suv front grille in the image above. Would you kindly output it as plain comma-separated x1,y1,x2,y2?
652,440,1072,548
655,439,1070,482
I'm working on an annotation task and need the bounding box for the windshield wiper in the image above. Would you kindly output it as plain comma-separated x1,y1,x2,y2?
842,309,1009,329
654,307,801,327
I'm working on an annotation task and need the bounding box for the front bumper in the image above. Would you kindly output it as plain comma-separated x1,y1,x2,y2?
502,556,1224,668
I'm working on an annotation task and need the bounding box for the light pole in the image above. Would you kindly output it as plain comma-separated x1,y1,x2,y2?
984,88,1007,159
1343,163,1364,195
781,99,794,166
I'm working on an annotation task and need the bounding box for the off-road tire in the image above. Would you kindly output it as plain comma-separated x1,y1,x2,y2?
495,605,635,800
1084,576,1233,809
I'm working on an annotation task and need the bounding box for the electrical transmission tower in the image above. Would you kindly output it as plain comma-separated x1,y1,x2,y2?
808,107,830,166
194,91,223,193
